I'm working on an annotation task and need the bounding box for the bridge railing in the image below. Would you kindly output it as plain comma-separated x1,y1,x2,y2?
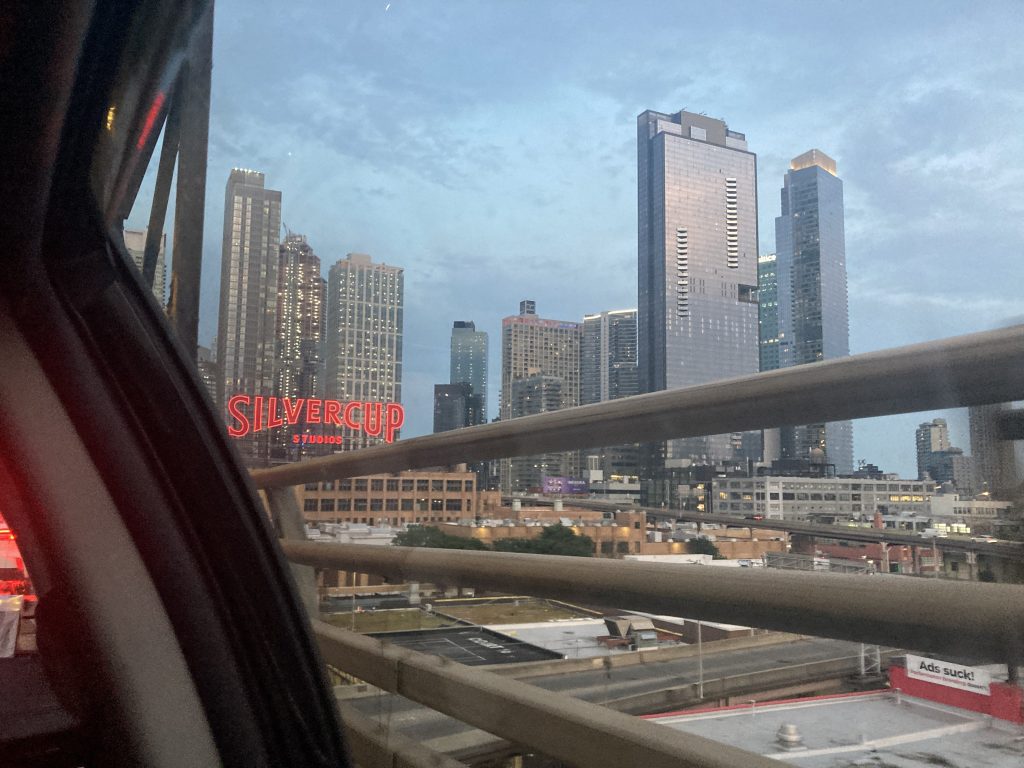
259,324,1024,768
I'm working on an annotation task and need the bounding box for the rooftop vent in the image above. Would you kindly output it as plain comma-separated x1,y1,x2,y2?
775,723,803,750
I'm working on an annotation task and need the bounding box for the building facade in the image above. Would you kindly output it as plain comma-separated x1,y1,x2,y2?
217,169,282,465
581,309,640,480
969,403,1017,498
433,382,483,433
506,374,575,492
122,227,166,306
324,253,404,450
757,253,779,372
300,470,478,526
772,150,853,473
712,475,936,521
916,418,951,478
450,321,488,424
916,418,976,495
637,109,760,474
276,233,325,457
580,309,638,405
500,301,581,492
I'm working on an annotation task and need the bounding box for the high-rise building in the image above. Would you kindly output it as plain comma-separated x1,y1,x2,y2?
433,383,483,434
507,374,573,492
325,253,404,450
772,149,853,473
970,403,1016,498
757,253,779,372
916,418,951,479
581,309,640,480
196,344,219,404
217,169,282,465
500,300,581,492
450,321,488,424
122,227,166,306
581,309,638,405
915,418,974,493
276,233,324,457
637,109,759,474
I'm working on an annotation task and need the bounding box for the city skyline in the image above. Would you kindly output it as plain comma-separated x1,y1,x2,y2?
123,1,1024,477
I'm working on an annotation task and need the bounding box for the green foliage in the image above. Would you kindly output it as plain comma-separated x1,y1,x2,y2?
393,526,488,550
492,523,594,557
687,537,724,559
394,523,594,557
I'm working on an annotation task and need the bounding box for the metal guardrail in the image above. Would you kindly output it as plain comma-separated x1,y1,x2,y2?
253,323,1024,488
313,620,782,768
336,701,466,768
264,325,1023,766
284,541,1024,665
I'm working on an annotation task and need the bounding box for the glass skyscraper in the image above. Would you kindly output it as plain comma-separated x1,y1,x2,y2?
581,309,640,479
581,309,638,406
757,254,779,372
637,109,760,466
773,149,853,473
449,320,488,424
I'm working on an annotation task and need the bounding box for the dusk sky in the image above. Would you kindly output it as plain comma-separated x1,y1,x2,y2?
127,0,1024,477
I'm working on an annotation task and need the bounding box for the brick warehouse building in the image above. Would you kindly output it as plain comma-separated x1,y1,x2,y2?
299,469,482,526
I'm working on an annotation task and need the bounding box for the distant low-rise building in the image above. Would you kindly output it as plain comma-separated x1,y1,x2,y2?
435,510,647,558
712,475,935,521
930,492,1013,534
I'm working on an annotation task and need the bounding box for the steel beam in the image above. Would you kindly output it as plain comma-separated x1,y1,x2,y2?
315,621,780,768
265,487,318,617
142,73,182,292
285,542,1024,665
252,323,1024,489
167,4,212,360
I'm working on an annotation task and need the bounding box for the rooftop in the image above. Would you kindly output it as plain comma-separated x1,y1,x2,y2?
651,690,1024,767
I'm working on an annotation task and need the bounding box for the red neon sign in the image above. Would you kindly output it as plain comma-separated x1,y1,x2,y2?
227,395,404,444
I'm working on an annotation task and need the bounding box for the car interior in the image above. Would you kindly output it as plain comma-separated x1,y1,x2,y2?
0,2,350,765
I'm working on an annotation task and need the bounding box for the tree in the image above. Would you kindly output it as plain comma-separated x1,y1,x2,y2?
393,526,488,550
687,537,724,559
493,523,594,557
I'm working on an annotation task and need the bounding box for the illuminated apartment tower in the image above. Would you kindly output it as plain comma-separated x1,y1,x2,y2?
217,169,281,466
637,110,760,471
275,233,324,457
500,300,581,492
325,253,404,450
773,150,853,473
122,227,166,306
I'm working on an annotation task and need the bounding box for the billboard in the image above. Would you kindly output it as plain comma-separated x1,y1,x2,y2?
226,395,404,444
906,654,990,695
541,476,588,495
